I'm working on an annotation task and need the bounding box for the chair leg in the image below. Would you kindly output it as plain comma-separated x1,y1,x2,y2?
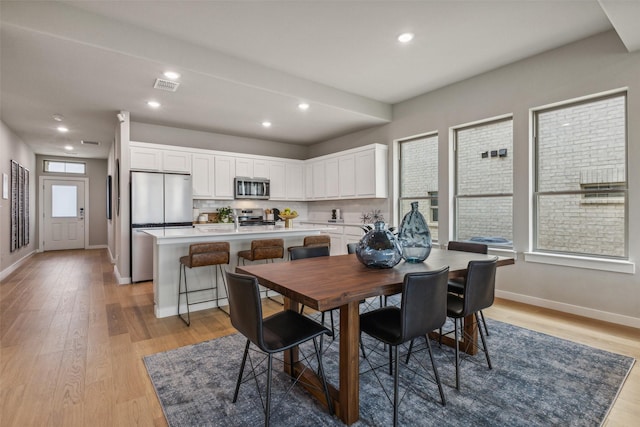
313,338,334,415
425,335,446,406
177,264,190,326
454,317,460,390
217,265,230,317
265,354,272,427
393,345,399,427
233,339,250,403
476,312,492,369
329,310,335,340
479,309,490,336
388,345,393,376
405,339,414,364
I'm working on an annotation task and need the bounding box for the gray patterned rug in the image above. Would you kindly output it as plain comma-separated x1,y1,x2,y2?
143,318,633,426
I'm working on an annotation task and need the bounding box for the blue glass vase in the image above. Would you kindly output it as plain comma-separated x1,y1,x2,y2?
356,220,403,269
398,201,432,263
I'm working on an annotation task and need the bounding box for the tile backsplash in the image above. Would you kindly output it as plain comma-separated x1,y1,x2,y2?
193,198,391,224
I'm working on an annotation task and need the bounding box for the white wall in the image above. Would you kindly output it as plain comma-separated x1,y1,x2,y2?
0,120,36,279
310,30,640,327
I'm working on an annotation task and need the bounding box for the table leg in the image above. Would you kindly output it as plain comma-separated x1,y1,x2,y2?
339,301,360,425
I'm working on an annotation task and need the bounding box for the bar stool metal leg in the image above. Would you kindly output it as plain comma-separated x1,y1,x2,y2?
178,263,191,326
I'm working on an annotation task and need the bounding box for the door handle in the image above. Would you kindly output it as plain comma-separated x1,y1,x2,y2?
79,207,84,219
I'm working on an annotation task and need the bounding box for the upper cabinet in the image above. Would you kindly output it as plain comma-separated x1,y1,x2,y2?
130,141,386,202
339,154,356,198
355,147,387,198
192,153,215,198
285,163,304,200
304,144,387,200
214,155,236,199
130,143,191,173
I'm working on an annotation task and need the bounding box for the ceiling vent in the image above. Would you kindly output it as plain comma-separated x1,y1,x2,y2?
81,140,100,146
154,78,180,92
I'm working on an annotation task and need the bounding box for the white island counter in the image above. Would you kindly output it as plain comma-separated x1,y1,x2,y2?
144,224,334,318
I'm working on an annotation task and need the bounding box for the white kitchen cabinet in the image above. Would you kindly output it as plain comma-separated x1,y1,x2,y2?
285,163,304,200
163,150,191,173
268,161,286,200
305,163,314,200
325,158,339,199
130,146,161,171
254,159,269,179
192,153,215,198
214,155,235,199
312,162,326,199
355,145,387,198
130,146,191,173
235,157,253,178
339,154,356,198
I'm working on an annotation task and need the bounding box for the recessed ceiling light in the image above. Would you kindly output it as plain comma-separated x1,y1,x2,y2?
64,145,73,151
147,100,161,108
398,32,414,43
262,121,272,128
52,114,64,122
298,103,310,111
57,126,69,133
163,71,181,80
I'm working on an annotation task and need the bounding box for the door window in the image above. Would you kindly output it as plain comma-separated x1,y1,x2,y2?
51,185,77,217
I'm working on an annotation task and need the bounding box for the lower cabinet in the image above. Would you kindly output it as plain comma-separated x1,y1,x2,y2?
300,223,365,255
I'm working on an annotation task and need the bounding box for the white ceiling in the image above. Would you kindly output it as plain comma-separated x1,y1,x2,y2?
1,1,639,159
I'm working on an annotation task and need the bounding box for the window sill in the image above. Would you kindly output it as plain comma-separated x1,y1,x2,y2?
524,252,635,274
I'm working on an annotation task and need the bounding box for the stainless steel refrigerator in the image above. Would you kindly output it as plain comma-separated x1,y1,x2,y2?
131,171,193,282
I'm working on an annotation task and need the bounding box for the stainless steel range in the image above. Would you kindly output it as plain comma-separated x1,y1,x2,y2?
235,208,276,226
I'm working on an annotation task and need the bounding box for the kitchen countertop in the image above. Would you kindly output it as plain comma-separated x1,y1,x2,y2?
144,224,336,245
298,220,369,227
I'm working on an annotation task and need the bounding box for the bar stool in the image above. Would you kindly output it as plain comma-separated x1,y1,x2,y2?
287,234,331,259
178,241,230,326
237,238,285,304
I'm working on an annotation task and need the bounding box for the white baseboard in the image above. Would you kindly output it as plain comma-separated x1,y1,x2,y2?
495,289,640,329
87,244,107,250
0,250,36,282
113,265,131,285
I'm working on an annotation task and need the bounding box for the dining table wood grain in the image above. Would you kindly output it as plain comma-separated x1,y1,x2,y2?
236,248,514,425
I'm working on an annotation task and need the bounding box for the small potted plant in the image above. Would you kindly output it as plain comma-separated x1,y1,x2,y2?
217,206,233,223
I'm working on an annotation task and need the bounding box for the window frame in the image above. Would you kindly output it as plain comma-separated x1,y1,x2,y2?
397,133,439,242
453,115,514,249
43,160,86,175
532,91,628,260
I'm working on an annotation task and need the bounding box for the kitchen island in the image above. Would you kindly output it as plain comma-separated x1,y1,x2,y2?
144,224,335,318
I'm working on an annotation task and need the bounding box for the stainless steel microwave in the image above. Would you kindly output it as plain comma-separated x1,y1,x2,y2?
234,177,270,199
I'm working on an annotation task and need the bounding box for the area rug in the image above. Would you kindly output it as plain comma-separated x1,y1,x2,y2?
143,319,634,426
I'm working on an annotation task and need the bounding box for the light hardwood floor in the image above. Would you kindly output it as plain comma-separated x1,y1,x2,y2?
1,249,638,426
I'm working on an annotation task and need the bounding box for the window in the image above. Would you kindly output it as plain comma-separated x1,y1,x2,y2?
51,185,77,217
534,93,627,258
44,160,86,174
454,117,513,247
398,134,438,241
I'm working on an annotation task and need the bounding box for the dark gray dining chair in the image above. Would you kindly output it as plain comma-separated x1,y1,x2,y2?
447,240,490,336
446,257,497,390
226,271,333,426
359,267,449,426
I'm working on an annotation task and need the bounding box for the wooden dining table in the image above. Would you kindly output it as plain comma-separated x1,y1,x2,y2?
236,248,514,425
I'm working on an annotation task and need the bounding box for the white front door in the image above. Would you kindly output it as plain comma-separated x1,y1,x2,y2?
43,178,86,251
